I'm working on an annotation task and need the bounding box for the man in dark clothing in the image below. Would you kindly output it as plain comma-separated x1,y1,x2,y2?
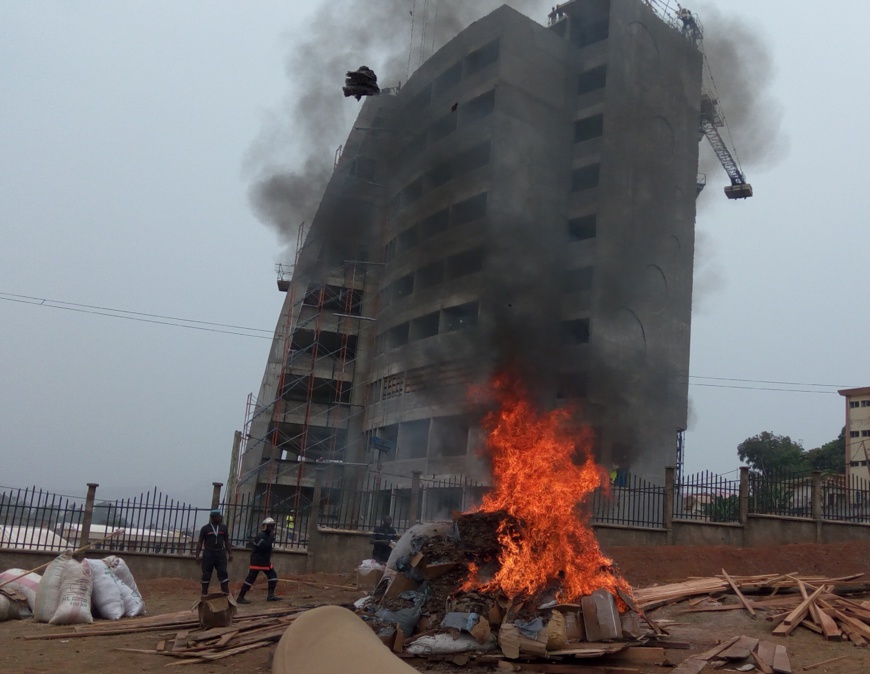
370,515,398,564
237,517,283,604
194,509,233,595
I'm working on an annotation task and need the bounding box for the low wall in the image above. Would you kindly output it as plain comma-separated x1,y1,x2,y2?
307,528,373,574
594,524,667,547
672,521,745,547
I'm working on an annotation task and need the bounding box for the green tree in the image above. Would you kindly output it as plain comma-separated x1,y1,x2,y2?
806,428,846,474
737,431,808,477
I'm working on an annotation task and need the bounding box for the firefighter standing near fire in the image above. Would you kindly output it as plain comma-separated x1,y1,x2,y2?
194,509,233,596
237,517,284,604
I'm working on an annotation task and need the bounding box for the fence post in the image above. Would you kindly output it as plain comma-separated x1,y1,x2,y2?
211,482,223,510
306,469,325,573
663,467,674,544
738,466,750,525
409,471,422,525
80,483,99,547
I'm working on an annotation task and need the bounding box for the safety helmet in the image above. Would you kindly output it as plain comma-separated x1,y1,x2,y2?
262,517,276,526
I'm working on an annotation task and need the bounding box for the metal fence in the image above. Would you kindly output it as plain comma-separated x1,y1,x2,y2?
590,473,665,528
6,468,870,557
674,470,741,523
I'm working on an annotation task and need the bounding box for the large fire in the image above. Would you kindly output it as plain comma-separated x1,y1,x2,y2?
462,372,631,603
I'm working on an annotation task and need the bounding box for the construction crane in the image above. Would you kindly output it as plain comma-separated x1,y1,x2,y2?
700,94,753,200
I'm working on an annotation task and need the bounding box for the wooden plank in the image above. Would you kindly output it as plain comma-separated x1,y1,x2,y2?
772,645,791,674
717,635,758,661
801,655,848,671
751,650,774,674
214,630,239,648
756,640,777,670
499,665,642,674
172,630,190,653
721,568,756,617
692,636,740,662
606,647,666,665
668,658,710,674
772,585,826,636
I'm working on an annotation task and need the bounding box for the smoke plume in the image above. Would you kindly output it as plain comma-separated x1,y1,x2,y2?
246,0,543,257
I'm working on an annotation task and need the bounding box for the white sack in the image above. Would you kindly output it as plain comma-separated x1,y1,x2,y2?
34,550,73,623
49,558,93,625
118,576,145,617
102,555,139,593
87,559,124,620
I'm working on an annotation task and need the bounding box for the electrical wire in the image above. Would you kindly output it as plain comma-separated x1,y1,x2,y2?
0,292,274,339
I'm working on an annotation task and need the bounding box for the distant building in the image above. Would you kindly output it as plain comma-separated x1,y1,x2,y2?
236,0,704,511
838,387,870,483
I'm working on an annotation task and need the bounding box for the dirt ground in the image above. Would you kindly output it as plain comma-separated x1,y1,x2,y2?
2,541,870,673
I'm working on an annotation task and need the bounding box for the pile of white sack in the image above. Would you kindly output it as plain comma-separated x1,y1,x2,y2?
0,551,145,625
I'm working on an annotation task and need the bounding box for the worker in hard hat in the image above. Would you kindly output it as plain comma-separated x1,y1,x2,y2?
236,517,283,604
194,509,233,596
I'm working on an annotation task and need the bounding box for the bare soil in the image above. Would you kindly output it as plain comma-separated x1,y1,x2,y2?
2,541,870,673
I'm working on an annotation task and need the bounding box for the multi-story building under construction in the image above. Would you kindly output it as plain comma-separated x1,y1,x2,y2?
234,0,706,515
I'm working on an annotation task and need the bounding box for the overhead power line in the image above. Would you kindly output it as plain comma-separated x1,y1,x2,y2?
0,292,273,340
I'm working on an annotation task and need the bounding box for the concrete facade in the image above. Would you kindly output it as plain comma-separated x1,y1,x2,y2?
238,0,704,506
839,386,870,483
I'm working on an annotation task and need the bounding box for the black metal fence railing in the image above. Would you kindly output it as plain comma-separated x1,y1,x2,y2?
748,469,811,518
674,470,741,523
8,469,870,557
0,485,86,551
590,473,665,528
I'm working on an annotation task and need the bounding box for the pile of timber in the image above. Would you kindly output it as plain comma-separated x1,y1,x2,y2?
636,570,870,647
24,604,306,665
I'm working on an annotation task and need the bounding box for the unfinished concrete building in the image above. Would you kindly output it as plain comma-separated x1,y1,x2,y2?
235,0,704,513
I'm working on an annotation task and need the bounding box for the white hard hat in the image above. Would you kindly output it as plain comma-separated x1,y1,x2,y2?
262,517,276,525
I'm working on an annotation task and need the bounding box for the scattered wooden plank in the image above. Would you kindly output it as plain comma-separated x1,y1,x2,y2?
171,630,190,652
668,658,710,674
772,644,791,674
721,569,756,617
772,586,826,636
801,654,848,671
214,630,239,648
751,649,774,674
717,635,759,661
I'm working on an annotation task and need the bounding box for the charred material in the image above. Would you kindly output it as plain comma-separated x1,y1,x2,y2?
342,65,380,101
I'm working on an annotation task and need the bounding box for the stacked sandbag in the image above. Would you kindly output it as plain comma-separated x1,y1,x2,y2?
33,551,94,625
88,559,126,620
49,557,93,625
101,555,145,616
0,568,41,613
34,550,74,623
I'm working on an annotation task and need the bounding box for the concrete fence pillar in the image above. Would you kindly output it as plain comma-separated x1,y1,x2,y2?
306,469,325,573
80,482,99,547
663,467,675,538
409,471,422,525
811,470,822,520
738,467,750,525
211,482,223,510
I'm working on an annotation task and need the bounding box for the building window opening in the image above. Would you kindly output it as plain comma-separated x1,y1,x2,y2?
435,62,462,94
397,226,420,254
391,273,415,302
862,400,870,407
572,164,600,192
401,178,423,209
429,114,458,142
850,401,859,408
454,141,491,177
557,372,589,399
850,431,860,438
398,419,430,459
460,90,496,126
431,415,470,457
574,18,610,48
416,261,445,290
561,318,591,344
387,322,410,349
451,192,488,225
577,65,607,95
574,114,604,143
464,39,499,76
409,311,440,341
420,208,450,240
446,247,484,279
441,302,479,332
568,214,597,240
426,160,453,189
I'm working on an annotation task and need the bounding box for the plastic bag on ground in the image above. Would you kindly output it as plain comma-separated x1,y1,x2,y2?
34,550,73,623
405,632,497,655
49,558,93,625
0,568,41,612
87,559,125,620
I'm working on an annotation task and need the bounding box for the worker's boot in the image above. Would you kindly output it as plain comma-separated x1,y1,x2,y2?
237,586,250,605
267,580,283,602
201,582,210,596
220,580,230,596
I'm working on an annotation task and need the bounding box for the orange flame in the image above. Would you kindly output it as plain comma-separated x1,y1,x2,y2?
463,371,630,602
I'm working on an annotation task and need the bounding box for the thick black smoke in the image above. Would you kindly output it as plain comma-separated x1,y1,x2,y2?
246,0,543,256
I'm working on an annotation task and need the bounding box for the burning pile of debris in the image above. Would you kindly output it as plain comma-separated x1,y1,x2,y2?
356,511,666,668
354,373,675,668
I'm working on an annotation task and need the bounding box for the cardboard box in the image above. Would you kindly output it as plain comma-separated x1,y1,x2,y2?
195,592,237,629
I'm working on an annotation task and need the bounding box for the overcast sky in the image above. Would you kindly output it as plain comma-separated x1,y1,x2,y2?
2,1,867,505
